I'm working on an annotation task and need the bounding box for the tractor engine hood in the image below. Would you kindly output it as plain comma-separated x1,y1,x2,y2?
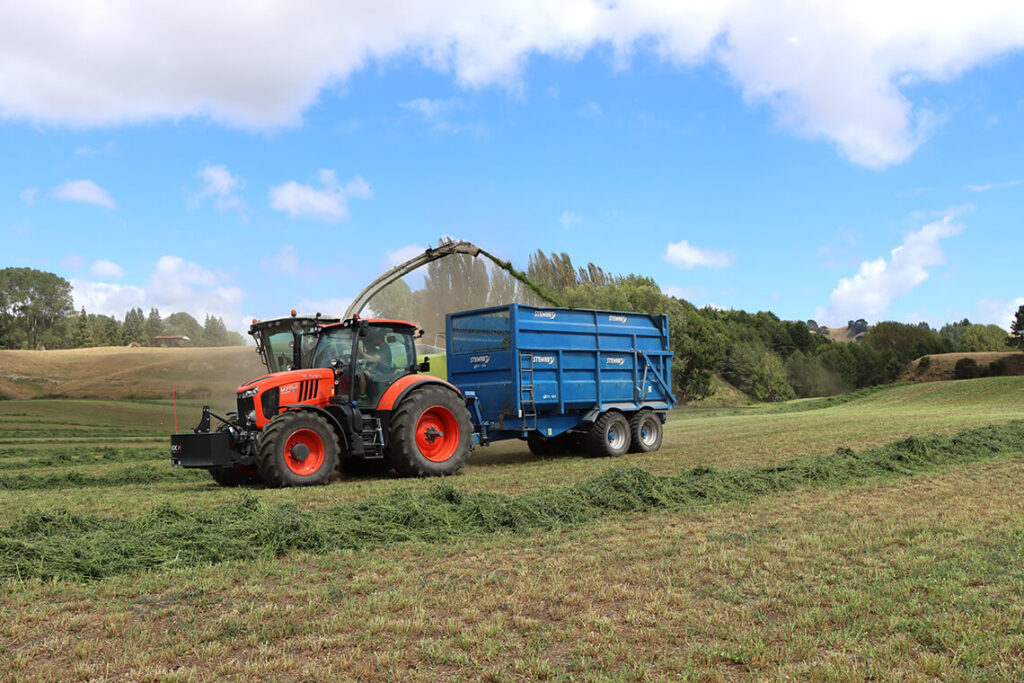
236,368,334,428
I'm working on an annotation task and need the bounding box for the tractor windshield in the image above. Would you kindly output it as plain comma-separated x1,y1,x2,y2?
311,327,356,369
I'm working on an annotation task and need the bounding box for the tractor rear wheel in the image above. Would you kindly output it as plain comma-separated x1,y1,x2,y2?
628,410,663,453
586,411,630,457
257,411,339,487
387,385,472,476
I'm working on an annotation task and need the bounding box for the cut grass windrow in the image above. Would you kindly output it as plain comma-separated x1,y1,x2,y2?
2,421,1022,582
0,464,207,490
0,446,166,470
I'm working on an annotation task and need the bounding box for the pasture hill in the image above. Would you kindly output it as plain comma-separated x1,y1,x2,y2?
901,351,1024,382
0,345,265,400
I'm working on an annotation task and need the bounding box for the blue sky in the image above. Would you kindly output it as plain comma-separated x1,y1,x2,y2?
2,2,1022,334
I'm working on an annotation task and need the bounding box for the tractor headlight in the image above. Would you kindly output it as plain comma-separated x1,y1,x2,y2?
261,387,280,417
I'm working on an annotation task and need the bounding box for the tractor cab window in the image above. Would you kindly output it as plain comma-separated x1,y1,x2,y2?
265,330,294,372
354,325,416,407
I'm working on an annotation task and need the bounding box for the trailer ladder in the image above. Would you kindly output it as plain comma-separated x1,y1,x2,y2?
519,352,538,431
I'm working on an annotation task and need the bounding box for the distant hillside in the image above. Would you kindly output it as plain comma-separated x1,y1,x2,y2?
0,346,265,400
902,352,1024,382
820,325,867,343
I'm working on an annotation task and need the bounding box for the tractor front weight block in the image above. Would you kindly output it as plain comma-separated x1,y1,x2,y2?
171,431,236,468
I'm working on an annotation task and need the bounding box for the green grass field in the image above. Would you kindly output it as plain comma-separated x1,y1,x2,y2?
1,376,1023,680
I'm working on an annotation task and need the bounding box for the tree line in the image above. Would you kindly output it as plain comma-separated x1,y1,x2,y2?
370,250,1023,402
0,267,244,349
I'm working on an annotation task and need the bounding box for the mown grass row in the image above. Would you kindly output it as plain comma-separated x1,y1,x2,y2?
3,421,1022,582
0,446,165,469
0,464,206,491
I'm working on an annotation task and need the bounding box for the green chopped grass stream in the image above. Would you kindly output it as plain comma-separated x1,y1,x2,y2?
3,421,1021,582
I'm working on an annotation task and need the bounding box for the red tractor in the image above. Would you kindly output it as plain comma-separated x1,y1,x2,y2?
172,315,473,486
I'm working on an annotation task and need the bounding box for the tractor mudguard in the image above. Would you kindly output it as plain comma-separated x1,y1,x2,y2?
376,374,462,412
279,404,353,455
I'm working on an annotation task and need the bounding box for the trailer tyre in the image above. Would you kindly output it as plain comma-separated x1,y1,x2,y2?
587,411,631,457
629,410,663,453
257,411,339,487
387,386,472,476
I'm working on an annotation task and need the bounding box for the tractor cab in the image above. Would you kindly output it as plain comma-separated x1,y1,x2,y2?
310,318,420,408
249,312,339,373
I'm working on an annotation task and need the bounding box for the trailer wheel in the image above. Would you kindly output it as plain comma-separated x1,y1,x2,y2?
387,385,472,476
587,411,630,457
208,423,263,486
629,410,663,453
257,411,339,487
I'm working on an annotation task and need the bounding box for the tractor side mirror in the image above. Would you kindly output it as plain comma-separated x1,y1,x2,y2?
415,328,425,339
358,319,369,337
418,357,431,372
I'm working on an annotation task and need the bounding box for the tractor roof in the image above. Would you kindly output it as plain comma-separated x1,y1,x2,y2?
319,319,415,331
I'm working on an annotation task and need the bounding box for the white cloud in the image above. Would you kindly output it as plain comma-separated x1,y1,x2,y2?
90,259,125,279
19,187,37,205
3,3,1023,167
577,101,603,119
269,169,372,223
966,179,1021,192
52,179,116,209
559,211,581,229
975,297,1024,329
661,285,710,302
263,245,300,274
71,254,246,333
385,244,428,268
75,141,117,156
296,298,353,318
664,240,730,269
194,164,247,216
815,215,964,325
402,97,460,120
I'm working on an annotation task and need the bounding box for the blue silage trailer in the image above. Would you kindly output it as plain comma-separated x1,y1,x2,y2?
446,304,676,457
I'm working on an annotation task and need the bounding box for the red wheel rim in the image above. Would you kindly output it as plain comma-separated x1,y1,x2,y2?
415,405,460,462
283,428,326,476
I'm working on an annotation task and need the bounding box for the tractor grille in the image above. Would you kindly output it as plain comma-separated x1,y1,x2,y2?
298,379,318,402
237,395,255,421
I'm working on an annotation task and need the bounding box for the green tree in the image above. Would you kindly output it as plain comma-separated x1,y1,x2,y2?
960,324,1009,352
939,318,972,349
202,314,231,346
144,308,163,345
163,312,204,345
122,307,147,346
1010,305,1024,350
0,267,75,349
71,308,93,348
748,351,795,402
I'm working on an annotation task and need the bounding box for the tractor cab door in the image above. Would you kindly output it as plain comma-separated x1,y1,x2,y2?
353,325,417,408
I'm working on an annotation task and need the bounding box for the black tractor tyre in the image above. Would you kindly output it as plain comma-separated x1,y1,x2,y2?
586,411,631,457
527,431,568,456
386,385,473,477
208,423,263,486
257,411,339,488
628,410,664,453
208,466,262,487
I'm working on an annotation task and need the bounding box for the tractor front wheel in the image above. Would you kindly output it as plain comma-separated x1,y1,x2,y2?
387,386,472,476
257,411,339,487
